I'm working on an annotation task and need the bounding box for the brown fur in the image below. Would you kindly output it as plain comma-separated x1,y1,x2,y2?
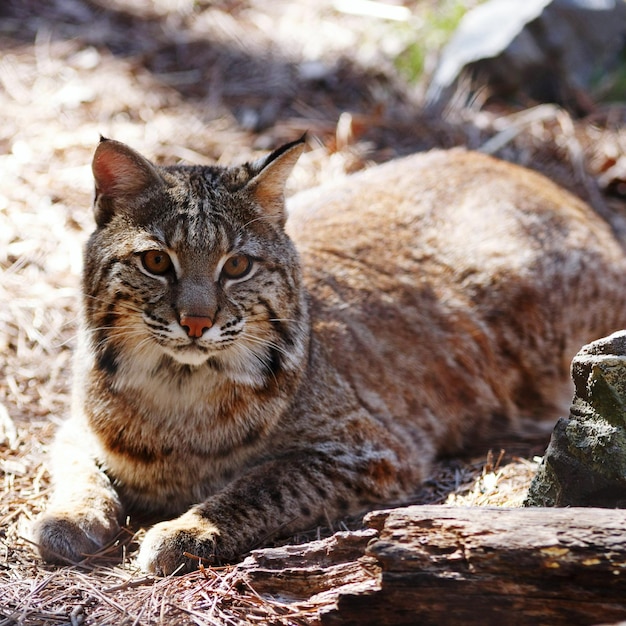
34,139,626,575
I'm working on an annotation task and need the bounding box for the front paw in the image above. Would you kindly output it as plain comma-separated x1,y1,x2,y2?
33,510,120,564
137,512,223,576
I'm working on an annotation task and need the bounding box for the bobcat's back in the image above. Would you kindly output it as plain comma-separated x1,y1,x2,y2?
288,149,626,453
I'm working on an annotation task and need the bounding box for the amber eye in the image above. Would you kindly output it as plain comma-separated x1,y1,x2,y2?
222,254,252,280
141,250,172,275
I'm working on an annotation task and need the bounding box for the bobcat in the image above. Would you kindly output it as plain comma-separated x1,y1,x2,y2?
34,136,626,575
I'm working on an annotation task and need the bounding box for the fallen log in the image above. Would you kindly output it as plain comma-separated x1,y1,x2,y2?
239,505,626,625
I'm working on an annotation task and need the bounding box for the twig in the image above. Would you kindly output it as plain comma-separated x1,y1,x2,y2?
333,0,411,21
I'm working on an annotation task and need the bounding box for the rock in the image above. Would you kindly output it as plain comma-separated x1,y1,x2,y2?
426,0,626,114
525,330,626,507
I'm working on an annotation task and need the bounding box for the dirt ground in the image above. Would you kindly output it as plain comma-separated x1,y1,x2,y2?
1,0,625,623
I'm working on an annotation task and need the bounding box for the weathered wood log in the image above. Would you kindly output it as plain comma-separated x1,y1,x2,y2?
239,505,626,625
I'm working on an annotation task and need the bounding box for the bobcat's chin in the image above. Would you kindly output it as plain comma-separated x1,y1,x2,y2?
162,344,215,367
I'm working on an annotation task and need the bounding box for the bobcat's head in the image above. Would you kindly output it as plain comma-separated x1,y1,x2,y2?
83,137,308,388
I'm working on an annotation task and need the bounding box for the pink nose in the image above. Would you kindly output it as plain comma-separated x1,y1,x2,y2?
180,315,213,338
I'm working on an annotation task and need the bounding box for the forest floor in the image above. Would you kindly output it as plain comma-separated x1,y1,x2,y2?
1,0,625,623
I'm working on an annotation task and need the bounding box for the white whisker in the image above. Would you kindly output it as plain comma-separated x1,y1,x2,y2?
235,340,280,387
240,333,289,358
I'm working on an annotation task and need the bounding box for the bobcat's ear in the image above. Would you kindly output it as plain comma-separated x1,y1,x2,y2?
246,137,305,226
92,137,164,227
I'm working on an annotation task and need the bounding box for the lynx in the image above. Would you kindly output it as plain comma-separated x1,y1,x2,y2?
34,137,626,575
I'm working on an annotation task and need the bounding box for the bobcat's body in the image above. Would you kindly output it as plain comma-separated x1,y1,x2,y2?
35,140,626,575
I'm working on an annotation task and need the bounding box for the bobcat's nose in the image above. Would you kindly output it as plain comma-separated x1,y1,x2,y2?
180,315,213,338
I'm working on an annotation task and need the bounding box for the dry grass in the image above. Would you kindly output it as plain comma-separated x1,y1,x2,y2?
1,0,625,623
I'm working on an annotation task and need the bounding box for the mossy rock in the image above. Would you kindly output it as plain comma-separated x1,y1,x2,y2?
525,331,626,507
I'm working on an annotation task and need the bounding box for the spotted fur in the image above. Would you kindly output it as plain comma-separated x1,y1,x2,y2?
34,138,626,574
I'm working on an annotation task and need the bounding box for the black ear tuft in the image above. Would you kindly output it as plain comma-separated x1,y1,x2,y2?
262,135,307,169
245,137,306,225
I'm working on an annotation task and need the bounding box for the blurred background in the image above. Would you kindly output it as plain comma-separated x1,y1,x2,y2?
0,0,625,605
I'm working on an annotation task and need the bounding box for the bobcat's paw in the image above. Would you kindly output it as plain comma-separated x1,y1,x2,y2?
137,511,224,576
33,510,120,564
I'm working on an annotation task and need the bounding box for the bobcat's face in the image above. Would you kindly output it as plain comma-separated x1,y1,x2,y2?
136,244,257,368
83,151,307,388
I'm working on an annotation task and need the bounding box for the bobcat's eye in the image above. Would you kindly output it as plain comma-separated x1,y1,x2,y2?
141,250,172,276
222,254,252,280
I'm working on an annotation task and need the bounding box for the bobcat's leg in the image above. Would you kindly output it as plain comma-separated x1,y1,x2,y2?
33,420,123,564
138,417,424,575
